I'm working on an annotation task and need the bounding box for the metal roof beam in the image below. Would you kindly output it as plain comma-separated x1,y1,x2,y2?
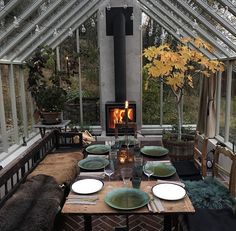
0,0,64,59
18,0,101,62
7,0,88,61
195,0,236,36
139,0,222,59
147,0,230,57
139,1,218,59
217,0,236,16
0,0,20,19
0,0,43,42
174,0,236,52
50,8,100,49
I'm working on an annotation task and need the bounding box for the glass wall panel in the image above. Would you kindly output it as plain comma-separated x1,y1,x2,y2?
162,85,176,125
62,15,100,128
14,66,23,139
183,77,200,124
2,65,14,147
219,71,227,138
229,71,236,143
142,71,160,125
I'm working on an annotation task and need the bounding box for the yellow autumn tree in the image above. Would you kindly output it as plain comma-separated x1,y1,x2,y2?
143,37,224,140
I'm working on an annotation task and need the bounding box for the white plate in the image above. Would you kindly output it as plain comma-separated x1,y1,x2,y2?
72,179,104,194
152,183,186,200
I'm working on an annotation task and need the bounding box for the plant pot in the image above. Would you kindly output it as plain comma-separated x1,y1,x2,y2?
162,134,195,161
41,111,62,125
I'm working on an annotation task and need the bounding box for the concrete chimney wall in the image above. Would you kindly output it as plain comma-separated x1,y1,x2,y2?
98,0,142,134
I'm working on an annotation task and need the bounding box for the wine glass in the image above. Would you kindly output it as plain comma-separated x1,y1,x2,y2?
104,161,114,187
143,161,154,181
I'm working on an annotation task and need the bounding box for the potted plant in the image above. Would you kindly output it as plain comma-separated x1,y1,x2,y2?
143,37,224,160
26,46,69,124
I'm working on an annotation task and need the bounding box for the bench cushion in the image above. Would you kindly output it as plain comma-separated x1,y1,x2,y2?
0,174,64,231
28,151,84,185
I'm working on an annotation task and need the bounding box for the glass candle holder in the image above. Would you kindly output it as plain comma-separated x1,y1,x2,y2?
118,149,128,164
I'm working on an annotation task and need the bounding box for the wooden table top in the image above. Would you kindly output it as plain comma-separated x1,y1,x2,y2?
62,181,195,215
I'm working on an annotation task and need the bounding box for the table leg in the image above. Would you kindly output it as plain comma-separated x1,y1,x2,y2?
126,215,129,230
84,215,92,231
163,214,172,231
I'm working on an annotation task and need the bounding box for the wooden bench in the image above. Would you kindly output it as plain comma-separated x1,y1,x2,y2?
0,130,84,231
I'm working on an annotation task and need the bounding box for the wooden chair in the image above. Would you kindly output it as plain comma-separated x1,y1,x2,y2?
173,131,208,181
213,145,236,197
114,122,137,139
181,146,236,231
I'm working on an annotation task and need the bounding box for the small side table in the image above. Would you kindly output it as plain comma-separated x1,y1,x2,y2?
33,120,71,137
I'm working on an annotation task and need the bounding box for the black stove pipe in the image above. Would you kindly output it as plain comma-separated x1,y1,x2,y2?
113,11,126,102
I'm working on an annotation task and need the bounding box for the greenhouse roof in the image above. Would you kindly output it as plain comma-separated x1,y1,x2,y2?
0,0,236,63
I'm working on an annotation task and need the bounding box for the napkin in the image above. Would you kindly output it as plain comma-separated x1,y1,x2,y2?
147,160,171,165
147,197,164,213
87,154,108,159
79,171,105,179
66,195,98,204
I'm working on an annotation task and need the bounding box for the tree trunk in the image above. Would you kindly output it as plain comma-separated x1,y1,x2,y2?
177,101,182,141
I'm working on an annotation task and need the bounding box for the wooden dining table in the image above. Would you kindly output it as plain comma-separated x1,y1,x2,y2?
61,140,195,231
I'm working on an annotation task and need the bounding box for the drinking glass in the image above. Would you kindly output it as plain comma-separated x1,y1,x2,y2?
143,162,154,181
104,161,115,187
132,177,142,189
120,167,133,186
134,154,143,167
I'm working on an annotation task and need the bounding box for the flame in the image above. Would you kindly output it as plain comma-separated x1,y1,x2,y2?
108,108,133,128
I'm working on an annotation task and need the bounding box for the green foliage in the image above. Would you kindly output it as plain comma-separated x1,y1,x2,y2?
142,69,160,124
26,46,70,112
36,86,66,112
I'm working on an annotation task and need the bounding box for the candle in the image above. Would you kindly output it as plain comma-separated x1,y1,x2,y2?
66,56,69,76
125,100,129,125
125,100,129,109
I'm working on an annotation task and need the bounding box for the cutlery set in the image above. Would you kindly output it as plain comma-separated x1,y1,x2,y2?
66,195,99,205
148,196,164,213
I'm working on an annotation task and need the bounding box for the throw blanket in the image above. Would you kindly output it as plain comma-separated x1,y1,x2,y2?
0,174,64,231
184,177,236,209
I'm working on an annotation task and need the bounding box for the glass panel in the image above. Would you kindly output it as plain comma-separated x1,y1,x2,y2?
14,66,23,140
229,71,236,144
183,76,200,124
219,71,227,138
162,85,176,125
63,15,100,127
80,17,100,127
2,65,14,147
142,71,160,125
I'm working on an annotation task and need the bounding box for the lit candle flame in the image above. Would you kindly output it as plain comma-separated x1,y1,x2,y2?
125,100,129,109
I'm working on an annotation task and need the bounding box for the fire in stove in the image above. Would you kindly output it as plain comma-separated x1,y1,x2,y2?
109,108,134,129
105,102,136,136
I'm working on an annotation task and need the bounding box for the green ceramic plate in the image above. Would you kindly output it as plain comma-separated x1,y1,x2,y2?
145,162,176,178
78,157,109,170
104,188,149,210
141,146,169,157
85,144,110,154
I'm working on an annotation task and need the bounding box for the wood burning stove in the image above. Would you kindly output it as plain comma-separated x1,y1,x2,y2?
105,7,136,136
105,102,136,136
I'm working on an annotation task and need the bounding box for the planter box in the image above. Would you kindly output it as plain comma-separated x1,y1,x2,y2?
162,134,194,161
